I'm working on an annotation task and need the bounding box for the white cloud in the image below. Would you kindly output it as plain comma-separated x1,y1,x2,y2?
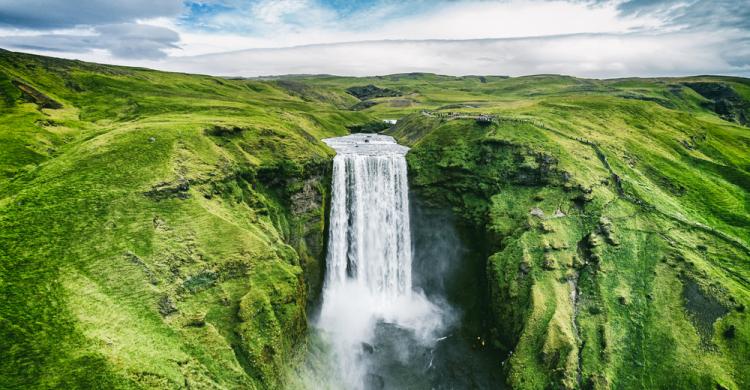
149,32,748,78
0,23,180,59
364,1,662,41
170,0,661,52
0,0,747,77
251,0,311,24
0,0,182,29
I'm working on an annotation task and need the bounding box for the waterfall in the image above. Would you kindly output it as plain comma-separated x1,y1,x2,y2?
316,134,444,389
325,134,412,300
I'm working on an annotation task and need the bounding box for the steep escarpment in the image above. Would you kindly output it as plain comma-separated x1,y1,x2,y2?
389,92,750,388
0,50,361,389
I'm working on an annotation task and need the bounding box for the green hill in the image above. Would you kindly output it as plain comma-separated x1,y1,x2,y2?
1,49,748,389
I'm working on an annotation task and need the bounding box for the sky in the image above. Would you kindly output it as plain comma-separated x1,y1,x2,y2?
0,0,748,78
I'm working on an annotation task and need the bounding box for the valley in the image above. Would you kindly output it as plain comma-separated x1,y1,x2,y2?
1,49,749,389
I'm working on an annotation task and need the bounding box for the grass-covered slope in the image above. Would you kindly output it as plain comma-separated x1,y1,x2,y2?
0,49,374,389
373,77,750,388
1,49,749,390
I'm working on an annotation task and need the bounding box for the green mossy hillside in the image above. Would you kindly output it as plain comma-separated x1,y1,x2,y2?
0,50,371,389
385,88,750,388
2,49,750,389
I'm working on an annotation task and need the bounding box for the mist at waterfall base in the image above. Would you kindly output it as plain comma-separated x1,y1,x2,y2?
293,134,500,389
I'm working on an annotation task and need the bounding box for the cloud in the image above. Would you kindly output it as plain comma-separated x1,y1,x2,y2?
0,0,747,77
0,0,183,29
180,0,345,36
0,23,180,59
0,0,183,59
613,0,750,31
159,0,749,77
157,32,749,78
251,0,313,24
177,0,655,47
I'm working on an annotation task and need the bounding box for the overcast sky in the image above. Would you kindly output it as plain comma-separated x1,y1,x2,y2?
0,0,748,78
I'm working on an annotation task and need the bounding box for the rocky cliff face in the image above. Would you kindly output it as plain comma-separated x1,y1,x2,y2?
390,107,750,389
189,129,333,388
288,171,330,307
0,50,345,389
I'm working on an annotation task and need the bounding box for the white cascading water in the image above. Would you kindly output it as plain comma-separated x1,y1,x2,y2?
316,134,445,389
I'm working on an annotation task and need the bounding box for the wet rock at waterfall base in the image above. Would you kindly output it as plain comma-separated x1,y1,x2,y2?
364,373,385,389
362,342,375,354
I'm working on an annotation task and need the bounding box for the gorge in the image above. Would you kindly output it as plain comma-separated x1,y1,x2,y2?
1,50,749,389
300,133,498,389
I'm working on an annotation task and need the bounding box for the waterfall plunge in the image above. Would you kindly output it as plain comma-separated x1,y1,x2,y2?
326,134,412,299
316,134,446,389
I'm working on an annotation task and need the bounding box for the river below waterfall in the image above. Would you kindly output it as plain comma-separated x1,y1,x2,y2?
294,134,501,389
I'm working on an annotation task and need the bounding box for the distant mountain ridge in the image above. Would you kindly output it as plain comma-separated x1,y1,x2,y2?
0,49,749,389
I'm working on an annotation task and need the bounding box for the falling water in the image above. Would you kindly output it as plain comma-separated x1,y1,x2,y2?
325,133,412,300
315,134,445,389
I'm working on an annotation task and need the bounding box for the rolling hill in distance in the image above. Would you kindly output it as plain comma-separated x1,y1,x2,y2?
1,48,749,389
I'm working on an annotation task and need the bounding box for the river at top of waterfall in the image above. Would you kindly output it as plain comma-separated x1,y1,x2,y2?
313,134,448,389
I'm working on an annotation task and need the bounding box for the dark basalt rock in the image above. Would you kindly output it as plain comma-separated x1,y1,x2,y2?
346,121,390,133
158,295,178,316
361,342,375,354
290,177,323,214
519,261,531,276
364,373,385,390
205,125,246,137
186,315,206,327
618,92,677,109
682,278,729,346
183,270,218,293
597,217,619,246
542,254,557,270
350,100,379,111
722,325,736,339
144,179,191,201
12,79,62,109
684,82,750,125
346,84,402,100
